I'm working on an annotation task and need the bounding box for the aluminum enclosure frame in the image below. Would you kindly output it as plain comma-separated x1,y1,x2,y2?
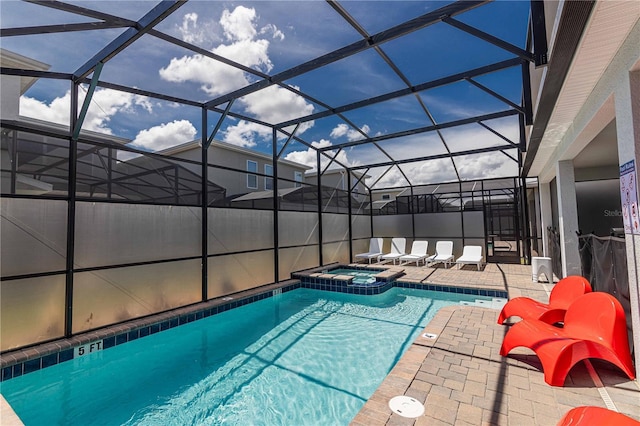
0,0,547,345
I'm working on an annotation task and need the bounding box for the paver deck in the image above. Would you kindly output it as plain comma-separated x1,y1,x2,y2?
351,263,640,426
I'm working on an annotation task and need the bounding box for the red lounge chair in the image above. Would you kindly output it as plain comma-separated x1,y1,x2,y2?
497,275,591,325
557,406,640,426
500,292,636,386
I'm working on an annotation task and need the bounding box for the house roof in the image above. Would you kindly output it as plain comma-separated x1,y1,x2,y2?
159,139,313,170
305,169,370,179
231,187,300,202
0,48,50,94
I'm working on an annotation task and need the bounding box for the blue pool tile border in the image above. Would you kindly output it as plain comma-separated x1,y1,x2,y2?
298,277,507,299
395,281,508,298
0,274,506,382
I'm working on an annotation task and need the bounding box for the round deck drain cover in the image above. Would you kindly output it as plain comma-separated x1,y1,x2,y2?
388,396,425,418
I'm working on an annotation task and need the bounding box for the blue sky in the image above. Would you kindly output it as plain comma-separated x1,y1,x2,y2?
0,0,531,187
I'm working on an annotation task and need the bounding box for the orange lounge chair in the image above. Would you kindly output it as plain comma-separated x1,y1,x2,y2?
557,406,640,426
497,275,591,325
500,292,635,386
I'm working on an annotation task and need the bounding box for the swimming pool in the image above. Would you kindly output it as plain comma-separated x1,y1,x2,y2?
1,288,497,425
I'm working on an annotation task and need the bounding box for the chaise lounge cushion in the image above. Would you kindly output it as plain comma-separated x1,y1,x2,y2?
379,238,407,264
427,241,454,268
399,241,429,266
355,238,384,263
455,245,483,270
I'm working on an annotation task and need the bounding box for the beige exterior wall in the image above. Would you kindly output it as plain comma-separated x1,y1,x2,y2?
167,141,309,198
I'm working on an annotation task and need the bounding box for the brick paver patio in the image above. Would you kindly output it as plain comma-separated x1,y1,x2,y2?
351,263,640,426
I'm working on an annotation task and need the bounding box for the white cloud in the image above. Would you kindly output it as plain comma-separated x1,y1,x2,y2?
372,151,518,188
130,119,196,151
222,120,270,148
368,117,520,187
284,139,352,172
19,88,151,134
240,85,314,130
179,13,199,44
160,6,315,148
456,152,518,180
175,12,221,47
330,124,348,138
20,95,70,126
159,53,258,98
220,6,257,42
330,123,370,141
160,7,273,97
260,23,285,41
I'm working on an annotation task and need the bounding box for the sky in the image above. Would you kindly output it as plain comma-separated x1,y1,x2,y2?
0,0,531,188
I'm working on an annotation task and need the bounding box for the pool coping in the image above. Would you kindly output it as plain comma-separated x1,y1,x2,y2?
296,263,508,298
0,269,506,383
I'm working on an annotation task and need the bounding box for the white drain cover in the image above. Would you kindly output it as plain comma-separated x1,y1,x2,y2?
388,396,425,418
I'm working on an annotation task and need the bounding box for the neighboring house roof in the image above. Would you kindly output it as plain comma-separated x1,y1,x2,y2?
368,200,394,209
160,139,312,170
305,168,371,179
374,188,408,196
231,187,300,202
9,114,132,145
0,48,50,94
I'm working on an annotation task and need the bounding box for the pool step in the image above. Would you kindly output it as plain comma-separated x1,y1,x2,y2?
459,298,507,310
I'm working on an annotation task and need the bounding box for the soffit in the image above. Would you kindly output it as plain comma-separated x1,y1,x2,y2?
527,1,640,177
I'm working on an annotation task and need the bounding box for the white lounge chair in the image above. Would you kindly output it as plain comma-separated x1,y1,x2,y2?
399,241,429,266
456,245,483,270
378,237,406,264
427,241,454,268
355,238,384,263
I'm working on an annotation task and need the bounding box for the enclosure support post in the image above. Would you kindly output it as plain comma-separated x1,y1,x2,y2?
273,129,280,282
459,182,465,249
410,185,415,241
65,82,79,337
347,169,353,262
201,108,208,301
316,150,323,266
107,147,113,199
9,130,17,194
521,175,532,264
369,188,374,238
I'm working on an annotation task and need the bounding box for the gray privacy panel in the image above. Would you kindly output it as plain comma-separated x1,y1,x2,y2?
75,202,201,268
73,259,201,333
1,198,67,276
415,213,463,238
278,211,319,247
0,274,65,351
278,245,319,280
208,250,275,299
462,211,485,238
322,241,350,264
322,213,349,242
373,214,413,237
209,208,274,254
351,215,371,239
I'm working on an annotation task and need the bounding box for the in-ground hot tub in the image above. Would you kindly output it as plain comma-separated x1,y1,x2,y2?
292,265,405,295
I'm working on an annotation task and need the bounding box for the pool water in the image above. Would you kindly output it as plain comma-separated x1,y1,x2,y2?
327,268,381,285
2,288,494,426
